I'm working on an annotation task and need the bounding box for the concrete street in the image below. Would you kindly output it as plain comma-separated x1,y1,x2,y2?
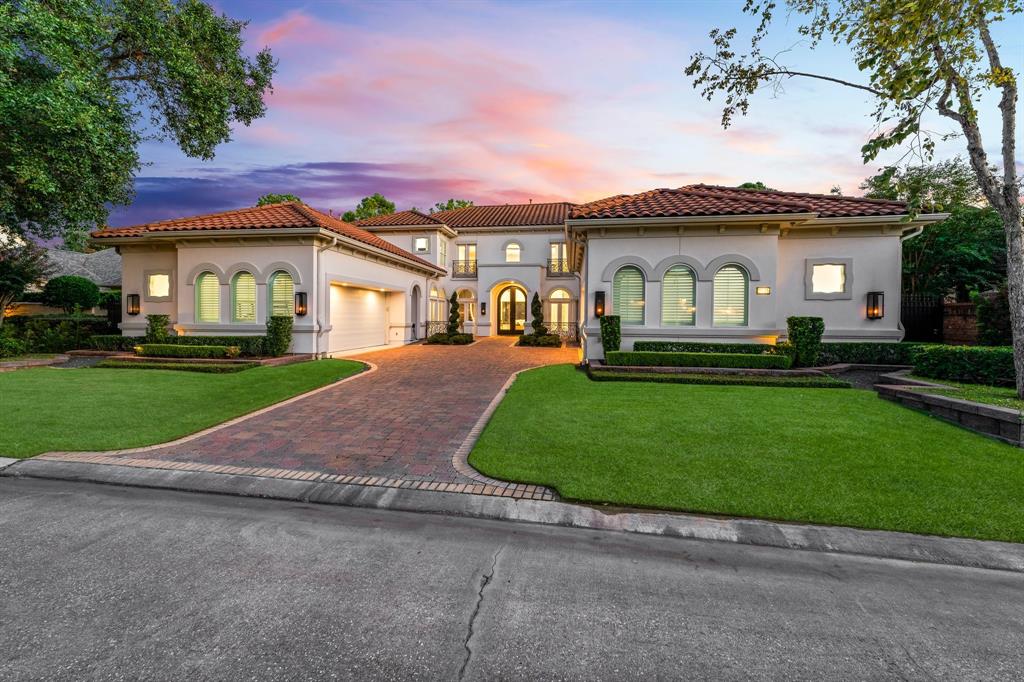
1,478,1022,681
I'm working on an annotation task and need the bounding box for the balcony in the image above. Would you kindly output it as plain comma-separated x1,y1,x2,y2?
452,260,477,278
547,258,571,277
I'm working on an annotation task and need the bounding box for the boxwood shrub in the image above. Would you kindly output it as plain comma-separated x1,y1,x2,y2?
96,359,256,373
518,333,561,347
264,315,294,357
158,335,265,357
633,341,776,355
605,351,793,370
786,316,825,367
588,370,848,388
137,344,240,359
426,333,474,345
599,315,621,352
912,345,1015,386
90,335,144,351
816,342,924,366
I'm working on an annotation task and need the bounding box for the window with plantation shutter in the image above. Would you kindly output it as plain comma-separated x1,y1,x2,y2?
713,265,748,327
269,271,294,317
195,272,220,322
661,266,696,326
613,266,645,325
232,272,256,322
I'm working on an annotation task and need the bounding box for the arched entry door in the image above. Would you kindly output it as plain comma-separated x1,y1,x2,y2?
410,285,421,340
497,285,527,335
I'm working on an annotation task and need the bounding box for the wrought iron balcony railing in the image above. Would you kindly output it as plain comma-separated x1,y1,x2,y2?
545,321,578,341
451,260,478,278
547,258,571,276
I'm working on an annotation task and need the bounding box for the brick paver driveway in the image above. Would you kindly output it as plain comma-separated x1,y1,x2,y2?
66,337,576,490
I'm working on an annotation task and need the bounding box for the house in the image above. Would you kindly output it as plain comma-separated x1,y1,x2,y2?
90,185,946,359
6,248,122,318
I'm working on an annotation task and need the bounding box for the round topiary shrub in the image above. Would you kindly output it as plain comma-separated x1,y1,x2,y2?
42,275,100,313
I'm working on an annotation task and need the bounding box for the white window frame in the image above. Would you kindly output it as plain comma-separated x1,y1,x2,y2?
505,242,522,263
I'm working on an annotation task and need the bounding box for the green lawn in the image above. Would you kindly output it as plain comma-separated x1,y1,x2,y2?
0,360,364,458
908,376,1024,411
470,365,1024,543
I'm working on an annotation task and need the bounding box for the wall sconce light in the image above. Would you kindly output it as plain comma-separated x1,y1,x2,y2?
594,291,606,317
294,292,308,316
866,291,884,319
755,286,771,296
480,302,487,316
126,294,140,316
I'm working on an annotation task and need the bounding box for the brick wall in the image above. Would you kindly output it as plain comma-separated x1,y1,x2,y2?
943,302,978,345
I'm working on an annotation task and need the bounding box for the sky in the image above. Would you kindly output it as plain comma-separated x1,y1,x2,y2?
108,0,1024,226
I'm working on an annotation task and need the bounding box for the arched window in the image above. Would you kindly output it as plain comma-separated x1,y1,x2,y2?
548,289,572,331
231,272,256,322
713,265,749,327
268,271,294,317
505,242,521,263
662,265,696,326
429,286,446,322
613,266,645,325
195,272,221,323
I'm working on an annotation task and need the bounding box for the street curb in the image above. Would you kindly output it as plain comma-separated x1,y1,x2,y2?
5,459,1024,573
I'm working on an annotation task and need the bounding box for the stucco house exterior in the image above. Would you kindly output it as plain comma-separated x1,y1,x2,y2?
90,184,945,360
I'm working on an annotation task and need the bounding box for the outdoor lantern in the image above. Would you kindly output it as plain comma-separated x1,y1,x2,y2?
594,291,606,317
294,291,308,316
126,294,140,316
866,291,884,319
480,302,487,316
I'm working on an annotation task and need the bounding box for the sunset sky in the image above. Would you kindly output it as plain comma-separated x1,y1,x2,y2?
110,0,1024,226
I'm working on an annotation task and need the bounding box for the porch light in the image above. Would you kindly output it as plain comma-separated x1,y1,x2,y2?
126,294,140,316
480,302,487,316
294,291,308,316
866,291,884,320
594,291,605,317
755,286,771,296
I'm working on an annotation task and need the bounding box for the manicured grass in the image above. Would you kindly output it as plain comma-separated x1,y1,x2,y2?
470,365,1024,542
0,360,364,458
908,376,1024,411
588,369,850,388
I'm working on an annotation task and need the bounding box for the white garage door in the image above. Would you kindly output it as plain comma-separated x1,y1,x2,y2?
328,285,387,353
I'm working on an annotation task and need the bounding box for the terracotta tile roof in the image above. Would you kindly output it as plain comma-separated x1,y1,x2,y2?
571,185,910,220
432,202,574,228
355,210,446,227
680,184,909,218
91,202,443,272
570,187,813,220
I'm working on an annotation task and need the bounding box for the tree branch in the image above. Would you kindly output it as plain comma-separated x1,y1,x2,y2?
760,67,887,97
976,11,1018,201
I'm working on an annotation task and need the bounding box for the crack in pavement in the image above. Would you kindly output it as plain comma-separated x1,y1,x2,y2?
458,545,503,681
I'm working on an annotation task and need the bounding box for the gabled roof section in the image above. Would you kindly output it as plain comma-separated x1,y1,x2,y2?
570,187,814,220
90,202,443,273
355,210,447,227
46,248,122,288
432,202,574,228
681,184,909,218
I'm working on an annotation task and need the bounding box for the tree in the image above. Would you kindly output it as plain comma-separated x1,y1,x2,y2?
42,275,101,313
686,0,1023,395
447,290,461,335
737,181,777,191
256,193,301,206
341,193,396,222
430,199,474,214
1,0,276,243
0,240,50,326
862,158,1004,300
530,292,548,336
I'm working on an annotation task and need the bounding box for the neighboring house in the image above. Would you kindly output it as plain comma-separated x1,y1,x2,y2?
7,248,122,317
91,185,946,359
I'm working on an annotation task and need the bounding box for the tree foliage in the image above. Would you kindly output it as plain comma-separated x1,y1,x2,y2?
1,0,276,241
737,181,776,191
530,292,548,336
0,239,50,325
256,193,301,206
342,193,395,222
447,291,461,335
42,275,100,313
430,199,474,214
860,158,983,213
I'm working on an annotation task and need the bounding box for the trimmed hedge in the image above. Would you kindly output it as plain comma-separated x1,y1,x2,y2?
633,341,776,355
96,359,256,373
605,351,793,370
155,335,265,357
816,342,924,366
589,370,849,388
145,314,170,342
599,315,621,352
265,315,293,356
137,344,240,359
787,316,825,367
90,335,143,351
426,333,474,345
912,345,1015,386
1,315,113,352
518,333,561,347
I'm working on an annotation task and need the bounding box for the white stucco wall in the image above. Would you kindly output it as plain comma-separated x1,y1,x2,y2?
580,225,902,360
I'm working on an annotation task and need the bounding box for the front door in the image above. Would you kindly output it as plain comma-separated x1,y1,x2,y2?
497,286,527,335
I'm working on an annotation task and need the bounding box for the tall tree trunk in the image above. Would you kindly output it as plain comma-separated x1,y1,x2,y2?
999,202,1024,395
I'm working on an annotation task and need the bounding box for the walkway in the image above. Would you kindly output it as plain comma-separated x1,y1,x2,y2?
40,337,578,499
